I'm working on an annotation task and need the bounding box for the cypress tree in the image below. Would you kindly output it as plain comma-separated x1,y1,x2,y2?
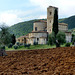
11,34,16,45
53,8,58,37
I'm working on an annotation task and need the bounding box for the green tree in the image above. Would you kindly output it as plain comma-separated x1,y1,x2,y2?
0,24,11,46
72,34,75,44
11,34,16,45
56,31,66,45
53,8,58,37
48,32,56,45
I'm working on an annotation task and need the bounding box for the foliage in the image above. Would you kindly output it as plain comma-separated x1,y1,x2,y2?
9,19,45,38
0,45,5,50
33,42,38,45
20,43,23,46
6,44,56,51
8,43,13,48
53,8,58,36
16,42,20,46
65,43,71,47
48,32,56,45
56,31,66,44
58,18,66,22
59,15,75,29
72,35,75,44
14,45,18,49
11,34,16,45
8,15,75,38
24,44,31,48
0,24,11,46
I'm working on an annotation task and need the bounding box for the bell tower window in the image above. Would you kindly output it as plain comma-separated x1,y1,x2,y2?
35,27,37,31
50,29,51,31
50,12,52,15
50,20,51,23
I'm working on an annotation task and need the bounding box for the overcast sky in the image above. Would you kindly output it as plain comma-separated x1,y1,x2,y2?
0,0,75,26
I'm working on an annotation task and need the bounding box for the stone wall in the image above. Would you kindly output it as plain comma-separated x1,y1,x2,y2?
16,36,25,44
28,32,48,45
33,22,47,31
65,32,72,42
58,23,68,32
47,6,58,34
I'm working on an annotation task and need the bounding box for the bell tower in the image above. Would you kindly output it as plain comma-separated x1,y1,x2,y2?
47,6,58,34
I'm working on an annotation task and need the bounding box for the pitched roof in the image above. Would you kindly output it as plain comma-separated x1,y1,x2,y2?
58,23,68,26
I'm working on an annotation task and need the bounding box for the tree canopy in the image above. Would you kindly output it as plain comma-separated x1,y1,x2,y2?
0,24,11,46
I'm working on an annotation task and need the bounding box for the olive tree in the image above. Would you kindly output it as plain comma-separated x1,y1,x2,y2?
0,24,11,46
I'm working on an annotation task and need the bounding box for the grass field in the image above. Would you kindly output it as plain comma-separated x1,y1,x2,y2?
6,44,66,51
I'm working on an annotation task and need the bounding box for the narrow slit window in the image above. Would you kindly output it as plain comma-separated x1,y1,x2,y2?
35,27,37,31
50,20,51,23
50,12,52,15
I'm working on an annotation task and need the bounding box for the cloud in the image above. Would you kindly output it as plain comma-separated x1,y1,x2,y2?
30,0,50,11
0,12,22,26
30,0,75,18
0,0,75,26
38,15,47,19
0,9,40,26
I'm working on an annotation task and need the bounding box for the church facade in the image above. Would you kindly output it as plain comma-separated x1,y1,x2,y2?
16,6,72,45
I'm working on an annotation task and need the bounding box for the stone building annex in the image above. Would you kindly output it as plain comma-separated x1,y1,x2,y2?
16,6,72,45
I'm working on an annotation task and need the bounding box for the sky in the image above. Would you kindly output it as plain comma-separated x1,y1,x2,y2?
0,0,75,26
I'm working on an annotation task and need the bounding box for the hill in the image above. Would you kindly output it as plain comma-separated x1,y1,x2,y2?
59,15,75,29
0,47,75,74
9,16,75,38
9,19,46,38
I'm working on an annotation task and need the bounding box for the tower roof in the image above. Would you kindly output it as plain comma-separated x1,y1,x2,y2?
48,6,58,9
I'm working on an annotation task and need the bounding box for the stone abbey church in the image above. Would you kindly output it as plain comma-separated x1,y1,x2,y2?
16,6,72,45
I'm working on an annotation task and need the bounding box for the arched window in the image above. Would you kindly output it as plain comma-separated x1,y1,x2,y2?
37,38,39,41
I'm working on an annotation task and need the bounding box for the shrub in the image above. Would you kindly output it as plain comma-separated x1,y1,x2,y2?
20,43,23,46
33,42,38,45
27,44,31,48
16,42,20,46
0,45,5,50
14,45,18,49
72,36,75,44
8,43,13,48
24,44,31,48
56,31,66,45
48,32,56,45
65,43,71,47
